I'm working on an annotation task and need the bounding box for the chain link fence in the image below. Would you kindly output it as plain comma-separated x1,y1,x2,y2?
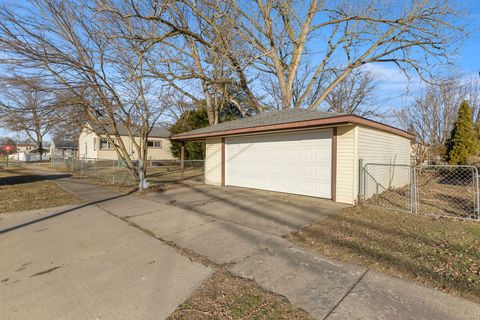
361,163,413,213
361,162,480,221
50,155,204,187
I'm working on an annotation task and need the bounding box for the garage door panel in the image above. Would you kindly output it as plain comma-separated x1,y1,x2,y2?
226,129,332,198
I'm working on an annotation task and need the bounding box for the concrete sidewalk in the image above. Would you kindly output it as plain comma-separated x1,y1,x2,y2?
0,177,212,320
50,174,480,320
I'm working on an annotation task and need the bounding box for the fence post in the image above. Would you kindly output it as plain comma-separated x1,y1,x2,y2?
358,159,364,202
71,157,74,172
410,166,415,214
180,143,185,180
93,159,96,177
475,168,480,220
112,161,115,184
413,166,418,214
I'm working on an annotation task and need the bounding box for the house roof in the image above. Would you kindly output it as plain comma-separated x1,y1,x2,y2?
54,141,78,149
16,144,36,147
87,122,171,138
171,108,414,141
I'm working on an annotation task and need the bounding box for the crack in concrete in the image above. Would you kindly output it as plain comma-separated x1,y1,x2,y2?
322,268,369,320
30,265,63,278
97,205,218,269
121,209,162,220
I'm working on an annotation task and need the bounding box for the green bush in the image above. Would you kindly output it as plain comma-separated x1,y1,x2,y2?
170,108,210,160
444,101,478,165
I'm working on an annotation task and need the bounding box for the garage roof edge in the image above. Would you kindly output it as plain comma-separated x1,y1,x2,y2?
171,114,414,141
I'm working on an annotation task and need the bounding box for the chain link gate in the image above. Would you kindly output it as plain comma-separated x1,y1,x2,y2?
414,165,479,220
361,162,480,221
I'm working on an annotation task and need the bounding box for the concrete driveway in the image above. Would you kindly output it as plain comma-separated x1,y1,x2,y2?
147,184,347,236
141,183,480,320
0,199,211,320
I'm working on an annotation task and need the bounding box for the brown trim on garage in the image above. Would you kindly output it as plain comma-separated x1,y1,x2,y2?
221,137,225,187
171,114,414,141
331,128,337,202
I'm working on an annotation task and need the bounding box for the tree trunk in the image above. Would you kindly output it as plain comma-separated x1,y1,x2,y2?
38,139,43,161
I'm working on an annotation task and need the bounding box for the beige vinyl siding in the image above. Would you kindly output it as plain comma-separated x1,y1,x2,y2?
335,126,357,204
205,138,222,186
357,126,412,199
79,126,175,161
145,138,175,160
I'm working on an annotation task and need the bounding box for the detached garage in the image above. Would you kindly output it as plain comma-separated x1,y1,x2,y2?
172,109,413,204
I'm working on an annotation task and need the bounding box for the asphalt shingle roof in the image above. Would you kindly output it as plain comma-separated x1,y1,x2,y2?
174,109,343,137
54,141,78,149
88,122,171,138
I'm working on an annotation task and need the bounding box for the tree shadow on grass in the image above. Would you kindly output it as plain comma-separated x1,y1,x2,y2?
0,173,72,186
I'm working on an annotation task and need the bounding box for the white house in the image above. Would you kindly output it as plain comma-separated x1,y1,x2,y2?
171,109,413,205
9,146,50,162
78,123,175,161
50,141,78,158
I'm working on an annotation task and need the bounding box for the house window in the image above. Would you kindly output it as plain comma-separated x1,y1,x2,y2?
147,140,162,148
99,138,114,150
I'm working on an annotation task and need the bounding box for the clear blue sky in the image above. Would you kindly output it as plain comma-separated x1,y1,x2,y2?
1,1,479,139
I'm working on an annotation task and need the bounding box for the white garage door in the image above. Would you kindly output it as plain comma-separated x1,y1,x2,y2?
225,129,332,198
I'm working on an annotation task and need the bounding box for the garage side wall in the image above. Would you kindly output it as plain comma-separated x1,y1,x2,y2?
205,137,223,186
336,126,357,204
357,126,412,199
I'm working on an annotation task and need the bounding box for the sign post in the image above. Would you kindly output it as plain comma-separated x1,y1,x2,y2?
2,145,14,167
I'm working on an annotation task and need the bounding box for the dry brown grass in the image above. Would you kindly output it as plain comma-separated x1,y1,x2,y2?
288,206,480,303
365,168,478,219
0,165,82,213
168,271,312,320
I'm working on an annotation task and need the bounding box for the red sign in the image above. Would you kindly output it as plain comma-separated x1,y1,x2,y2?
2,145,13,153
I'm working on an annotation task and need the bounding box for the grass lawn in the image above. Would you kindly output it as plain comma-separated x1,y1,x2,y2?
168,271,311,320
0,165,82,213
288,206,480,303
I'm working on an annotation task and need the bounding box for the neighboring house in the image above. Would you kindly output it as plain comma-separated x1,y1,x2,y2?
78,123,175,161
16,144,36,154
172,108,413,205
50,140,78,158
9,146,50,162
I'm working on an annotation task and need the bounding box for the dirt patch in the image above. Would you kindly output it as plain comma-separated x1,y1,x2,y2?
288,206,480,303
167,270,312,320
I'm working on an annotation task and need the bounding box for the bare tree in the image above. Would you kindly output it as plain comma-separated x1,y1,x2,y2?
461,77,480,122
49,91,89,142
0,0,171,189
104,0,465,113
0,77,57,160
395,79,462,163
231,0,464,110
99,0,260,125
323,69,378,117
